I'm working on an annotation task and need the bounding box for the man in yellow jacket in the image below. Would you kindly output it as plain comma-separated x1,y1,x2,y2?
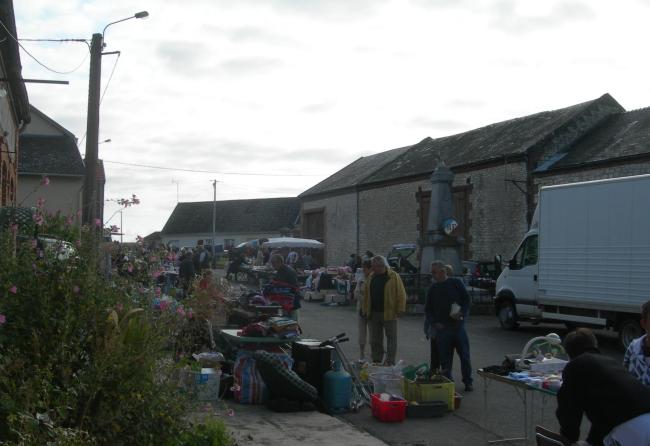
362,255,407,365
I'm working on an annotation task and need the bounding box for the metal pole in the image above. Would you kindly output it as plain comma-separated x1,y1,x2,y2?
82,33,103,227
212,180,216,265
120,210,123,244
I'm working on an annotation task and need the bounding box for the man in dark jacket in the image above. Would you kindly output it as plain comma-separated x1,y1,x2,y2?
178,253,195,297
557,328,650,446
424,260,472,391
271,254,298,286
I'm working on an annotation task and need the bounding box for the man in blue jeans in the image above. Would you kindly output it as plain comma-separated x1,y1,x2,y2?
424,260,473,391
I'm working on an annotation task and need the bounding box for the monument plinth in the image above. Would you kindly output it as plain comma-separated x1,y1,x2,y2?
419,162,464,276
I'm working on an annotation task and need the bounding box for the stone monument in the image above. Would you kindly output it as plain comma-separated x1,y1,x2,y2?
419,161,464,276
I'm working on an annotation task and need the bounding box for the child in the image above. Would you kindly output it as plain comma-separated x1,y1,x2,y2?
623,299,650,386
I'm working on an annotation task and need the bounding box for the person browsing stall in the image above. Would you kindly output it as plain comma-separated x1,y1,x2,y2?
361,255,406,366
270,254,298,286
354,259,373,361
557,328,650,446
425,260,473,391
623,299,650,387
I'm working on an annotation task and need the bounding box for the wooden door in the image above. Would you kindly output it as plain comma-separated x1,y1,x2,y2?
302,209,325,266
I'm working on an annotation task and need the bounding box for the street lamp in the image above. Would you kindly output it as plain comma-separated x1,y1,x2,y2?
102,11,149,45
82,11,149,228
98,139,111,144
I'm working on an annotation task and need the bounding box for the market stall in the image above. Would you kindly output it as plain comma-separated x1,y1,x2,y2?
479,333,567,445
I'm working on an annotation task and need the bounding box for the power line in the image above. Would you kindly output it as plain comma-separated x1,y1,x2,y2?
78,52,121,147
100,52,120,105
18,38,88,43
0,18,90,75
103,159,323,177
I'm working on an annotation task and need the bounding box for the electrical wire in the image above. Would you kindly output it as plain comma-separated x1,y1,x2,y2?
100,52,120,105
77,53,121,147
103,159,323,177
18,38,88,43
0,18,90,75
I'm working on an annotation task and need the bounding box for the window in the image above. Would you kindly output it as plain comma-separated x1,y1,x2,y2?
523,235,538,267
224,239,235,249
510,235,538,270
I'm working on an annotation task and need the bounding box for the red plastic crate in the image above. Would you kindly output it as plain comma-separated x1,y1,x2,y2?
371,393,407,422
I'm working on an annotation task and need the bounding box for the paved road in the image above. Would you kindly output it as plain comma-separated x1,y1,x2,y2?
297,299,623,446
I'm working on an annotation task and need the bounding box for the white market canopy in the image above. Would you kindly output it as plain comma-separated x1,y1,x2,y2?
262,237,324,249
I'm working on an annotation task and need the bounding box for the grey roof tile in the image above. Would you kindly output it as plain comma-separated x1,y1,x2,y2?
546,107,650,170
18,134,85,176
161,197,300,235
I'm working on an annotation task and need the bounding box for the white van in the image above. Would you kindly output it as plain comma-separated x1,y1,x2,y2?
495,174,650,348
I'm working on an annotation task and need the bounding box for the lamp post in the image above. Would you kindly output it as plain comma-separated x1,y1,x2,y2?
82,11,148,228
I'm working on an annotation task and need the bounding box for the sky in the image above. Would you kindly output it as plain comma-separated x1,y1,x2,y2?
12,0,650,241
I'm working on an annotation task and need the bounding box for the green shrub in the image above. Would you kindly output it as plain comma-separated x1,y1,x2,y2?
0,218,189,444
175,419,234,446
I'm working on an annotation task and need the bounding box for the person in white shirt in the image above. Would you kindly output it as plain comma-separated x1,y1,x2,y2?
354,260,372,361
623,300,650,387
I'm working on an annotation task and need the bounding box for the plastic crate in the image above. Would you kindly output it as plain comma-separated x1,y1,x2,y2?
406,401,447,418
371,393,407,422
402,376,455,411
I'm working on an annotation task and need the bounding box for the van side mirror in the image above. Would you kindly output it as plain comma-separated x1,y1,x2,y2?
509,259,518,270
494,255,502,275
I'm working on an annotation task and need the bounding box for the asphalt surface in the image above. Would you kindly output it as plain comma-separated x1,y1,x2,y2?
297,298,624,446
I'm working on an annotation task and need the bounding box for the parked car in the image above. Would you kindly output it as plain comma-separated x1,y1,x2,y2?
462,259,501,294
387,243,418,274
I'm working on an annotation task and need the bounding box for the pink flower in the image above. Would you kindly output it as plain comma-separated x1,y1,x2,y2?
176,307,186,317
0,314,5,325
32,214,44,226
72,285,80,294
155,287,162,297
36,197,46,209
151,270,161,279
94,218,102,227
230,384,241,392
9,285,17,294
187,310,194,319
226,408,235,417
65,216,74,226
41,176,50,186
127,264,133,273
116,303,124,312
159,301,170,311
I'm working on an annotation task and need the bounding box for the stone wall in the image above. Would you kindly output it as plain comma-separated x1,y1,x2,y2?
533,162,650,192
302,161,532,266
301,192,357,266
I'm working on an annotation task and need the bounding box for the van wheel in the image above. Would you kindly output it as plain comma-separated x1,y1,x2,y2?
498,301,519,330
619,319,642,350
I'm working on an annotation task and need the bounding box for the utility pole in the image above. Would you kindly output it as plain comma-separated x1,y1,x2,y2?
212,180,217,264
82,33,102,227
81,11,149,229
120,210,123,244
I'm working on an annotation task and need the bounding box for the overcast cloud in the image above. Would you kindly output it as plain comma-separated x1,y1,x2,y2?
13,0,650,240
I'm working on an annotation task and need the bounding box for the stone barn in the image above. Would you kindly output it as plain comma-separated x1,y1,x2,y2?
300,93,650,267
